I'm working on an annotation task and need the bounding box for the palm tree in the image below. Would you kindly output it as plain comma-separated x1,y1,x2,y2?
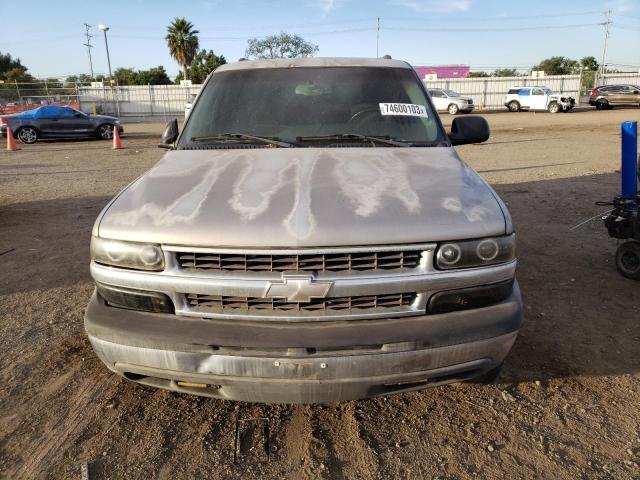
166,18,199,81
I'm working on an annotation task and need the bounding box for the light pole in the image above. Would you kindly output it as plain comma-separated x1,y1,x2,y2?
98,24,113,84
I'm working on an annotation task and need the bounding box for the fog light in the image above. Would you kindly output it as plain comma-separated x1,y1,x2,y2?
96,283,174,314
428,280,514,314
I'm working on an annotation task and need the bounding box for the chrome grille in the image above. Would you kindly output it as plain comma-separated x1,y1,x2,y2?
186,292,417,313
176,250,423,272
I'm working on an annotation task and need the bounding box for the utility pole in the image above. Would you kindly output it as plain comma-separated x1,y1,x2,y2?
83,23,94,80
600,10,612,77
376,17,380,58
98,25,113,84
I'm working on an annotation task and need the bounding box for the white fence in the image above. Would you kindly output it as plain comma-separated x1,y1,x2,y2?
78,84,201,118
423,75,582,110
595,72,640,86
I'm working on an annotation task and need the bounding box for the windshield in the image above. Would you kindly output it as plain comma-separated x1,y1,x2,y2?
180,66,446,147
543,88,555,95
443,89,460,97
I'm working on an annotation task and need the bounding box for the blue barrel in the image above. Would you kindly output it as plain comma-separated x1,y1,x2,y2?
621,121,638,201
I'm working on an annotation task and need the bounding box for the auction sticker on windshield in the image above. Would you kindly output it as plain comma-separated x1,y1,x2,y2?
379,103,428,117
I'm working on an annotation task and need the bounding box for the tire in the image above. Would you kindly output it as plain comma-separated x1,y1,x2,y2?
615,241,640,280
595,99,608,110
548,102,560,114
447,103,459,115
16,126,38,144
469,363,503,384
97,123,115,140
507,101,520,112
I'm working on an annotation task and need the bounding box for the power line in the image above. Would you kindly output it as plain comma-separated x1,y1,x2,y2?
83,23,94,79
382,22,603,33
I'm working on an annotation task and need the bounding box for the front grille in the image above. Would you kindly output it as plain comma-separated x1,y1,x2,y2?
186,292,417,313
177,250,423,273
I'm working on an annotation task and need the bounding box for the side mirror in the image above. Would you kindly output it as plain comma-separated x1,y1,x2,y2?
448,115,490,146
159,119,178,149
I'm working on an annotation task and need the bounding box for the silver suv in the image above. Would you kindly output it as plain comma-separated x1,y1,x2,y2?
85,58,522,403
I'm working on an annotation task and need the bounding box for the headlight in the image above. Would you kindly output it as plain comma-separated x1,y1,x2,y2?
91,237,164,271
435,234,515,270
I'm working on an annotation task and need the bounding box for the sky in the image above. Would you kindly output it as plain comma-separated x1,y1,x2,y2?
1,0,639,79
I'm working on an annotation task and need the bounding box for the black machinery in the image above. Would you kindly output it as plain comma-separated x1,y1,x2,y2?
602,120,639,280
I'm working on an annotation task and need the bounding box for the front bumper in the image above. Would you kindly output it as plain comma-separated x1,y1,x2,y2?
85,281,523,403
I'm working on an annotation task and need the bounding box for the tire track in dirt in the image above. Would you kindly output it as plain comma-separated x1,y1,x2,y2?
280,405,313,479
13,373,111,480
306,404,380,480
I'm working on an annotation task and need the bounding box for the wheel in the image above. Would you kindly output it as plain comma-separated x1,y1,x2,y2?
98,124,115,140
16,126,38,144
595,99,608,110
469,363,503,384
615,241,640,280
548,102,560,114
447,103,459,115
507,101,520,112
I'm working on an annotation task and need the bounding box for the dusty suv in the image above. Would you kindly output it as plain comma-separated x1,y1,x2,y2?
589,84,640,110
85,58,523,403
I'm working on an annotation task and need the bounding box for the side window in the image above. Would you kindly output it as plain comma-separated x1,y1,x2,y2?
508,88,520,94
35,106,54,118
429,90,444,98
59,107,76,118
519,89,531,97
532,88,545,96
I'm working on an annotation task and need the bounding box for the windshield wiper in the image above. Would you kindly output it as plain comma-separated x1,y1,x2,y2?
296,133,412,147
189,133,294,148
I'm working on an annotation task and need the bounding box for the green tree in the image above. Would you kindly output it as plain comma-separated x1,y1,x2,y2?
532,56,579,75
166,18,199,81
492,68,519,77
178,50,227,84
137,66,172,85
245,32,318,59
0,51,25,78
468,71,490,78
2,67,35,83
113,67,139,85
580,56,599,72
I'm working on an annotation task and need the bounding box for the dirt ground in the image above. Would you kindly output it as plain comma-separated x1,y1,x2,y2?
1,109,639,480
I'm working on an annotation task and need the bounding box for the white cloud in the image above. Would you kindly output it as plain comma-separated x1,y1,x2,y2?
605,0,636,13
393,0,475,13
322,0,336,14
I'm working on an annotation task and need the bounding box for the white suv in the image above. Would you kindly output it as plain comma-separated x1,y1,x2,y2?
427,88,474,114
504,86,575,113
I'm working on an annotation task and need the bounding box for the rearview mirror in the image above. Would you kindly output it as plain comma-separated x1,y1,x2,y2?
448,116,490,146
159,119,178,149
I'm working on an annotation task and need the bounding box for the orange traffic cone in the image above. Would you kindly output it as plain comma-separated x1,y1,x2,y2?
112,126,123,149
6,127,18,151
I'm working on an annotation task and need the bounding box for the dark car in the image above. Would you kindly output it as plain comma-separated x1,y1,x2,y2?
589,84,640,110
0,105,123,144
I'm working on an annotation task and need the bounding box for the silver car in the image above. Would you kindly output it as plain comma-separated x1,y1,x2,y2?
85,57,522,404
427,88,475,114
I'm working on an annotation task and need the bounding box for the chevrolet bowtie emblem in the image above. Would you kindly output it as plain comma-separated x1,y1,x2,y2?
265,273,333,303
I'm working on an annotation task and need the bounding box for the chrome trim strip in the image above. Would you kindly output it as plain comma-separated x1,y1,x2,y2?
162,243,437,255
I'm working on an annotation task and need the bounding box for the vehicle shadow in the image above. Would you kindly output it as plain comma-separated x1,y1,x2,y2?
493,172,639,382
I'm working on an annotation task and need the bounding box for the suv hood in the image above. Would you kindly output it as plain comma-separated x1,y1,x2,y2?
96,147,508,247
